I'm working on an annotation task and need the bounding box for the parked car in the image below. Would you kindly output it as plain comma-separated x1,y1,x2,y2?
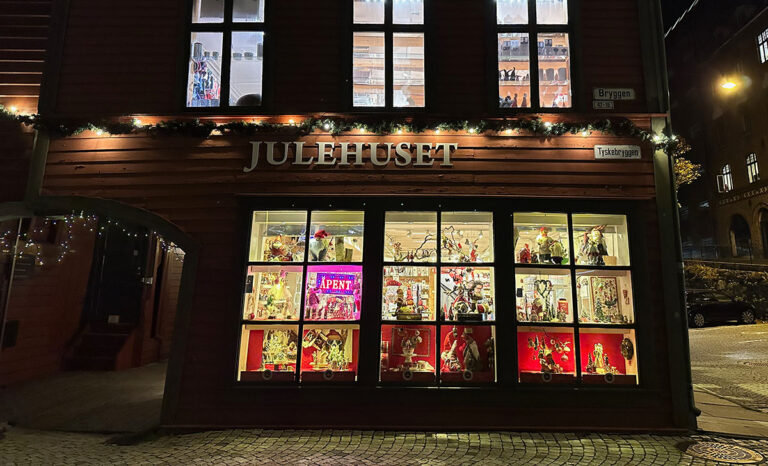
685,289,756,328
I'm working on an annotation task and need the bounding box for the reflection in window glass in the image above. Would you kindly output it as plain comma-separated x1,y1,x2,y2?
579,328,638,385
187,32,222,108
238,325,298,381
230,32,264,106
380,324,436,382
384,212,437,262
440,325,496,383
498,33,531,108
192,0,224,23
440,267,495,322
382,266,437,321
497,0,528,24
514,212,569,264
309,211,364,262
538,33,571,108
441,212,494,262
353,32,386,107
517,327,575,383
353,0,385,24
393,33,425,108
305,265,362,321
242,266,303,321
248,211,306,262
300,325,359,381
576,269,635,324
572,214,630,266
515,268,572,323
537,0,568,24
393,0,424,24
233,0,264,22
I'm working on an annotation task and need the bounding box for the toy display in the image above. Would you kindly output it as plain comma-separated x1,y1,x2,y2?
440,212,494,262
381,266,436,320
579,330,638,384
309,211,364,262
576,272,634,324
187,34,221,107
304,265,363,321
572,214,630,266
242,266,302,321
301,326,359,381
380,325,436,381
576,225,609,266
249,211,307,262
384,212,437,263
439,326,496,382
516,269,572,323
440,267,495,321
514,213,569,265
517,329,576,383
239,326,299,381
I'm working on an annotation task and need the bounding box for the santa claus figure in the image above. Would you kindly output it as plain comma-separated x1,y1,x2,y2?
309,229,330,261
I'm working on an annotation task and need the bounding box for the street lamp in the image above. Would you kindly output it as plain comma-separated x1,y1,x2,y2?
721,81,737,89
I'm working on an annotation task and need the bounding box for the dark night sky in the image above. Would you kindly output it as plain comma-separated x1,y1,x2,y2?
662,0,695,29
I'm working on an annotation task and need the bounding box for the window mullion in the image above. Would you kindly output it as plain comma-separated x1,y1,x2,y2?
386,30,394,109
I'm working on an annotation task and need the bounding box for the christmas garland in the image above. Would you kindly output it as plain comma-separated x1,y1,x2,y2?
0,105,686,157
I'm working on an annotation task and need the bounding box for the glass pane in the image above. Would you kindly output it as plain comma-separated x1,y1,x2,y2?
441,212,494,262
515,268,573,323
380,324,436,382
248,211,307,262
498,33,531,108
354,0,384,24
576,269,635,324
517,326,575,383
230,32,264,106
305,265,363,321
572,214,630,266
497,0,528,24
187,32,222,108
440,325,496,383
393,33,425,108
514,212,568,264
538,33,571,108
394,0,424,24
440,267,496,322
384,212,437,262
382,266,437,321
238,325,298,381
233,0,264,22
309,211,364,262
579,328,638,385
242,266,303,321
537,0,568,24
353,32,385,107
192,0,224,23
300,325,359,382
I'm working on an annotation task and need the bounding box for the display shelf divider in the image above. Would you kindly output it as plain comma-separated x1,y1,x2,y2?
567,212,583,384
493,209,513,385
364,206,385,386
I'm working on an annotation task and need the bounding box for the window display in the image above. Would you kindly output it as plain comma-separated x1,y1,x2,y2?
498,33,531,108
233,0,264,22
242,266,302,321
230,32,264,106
441,212,494,263
514,212,569,264
238,325,299,381
248,211,307,262
572,214,630,266
440,325,496,383
393,33,425,108
301,325,359,382
538,32,571,108
440,267,495,321
187,32,222,107
382,266,437,321
304,265,363,321
517,327,575,383
537,0,568,24
497,0,528,24
576,270,634,324
393,0,424,24
380,324,436,382
516,268,573,323
384,212,437,262
353,32,386,107
309,211,364,262
354,0,384,24
193,0,224,23
579,329,638,385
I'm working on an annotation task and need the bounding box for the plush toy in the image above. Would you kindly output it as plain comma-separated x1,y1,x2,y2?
309,230,330,261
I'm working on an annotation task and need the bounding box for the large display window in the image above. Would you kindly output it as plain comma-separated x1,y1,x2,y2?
238,325,299,381
515,268,572,323
242,265,302,321
579,328,638,385
382,266,437,321
248,210,307,262
440,325,496,383
301,325,360,382
517,326,575,383
384,211,437,262
380,324,436,382
309,211,364,262
441,212,494,263
572,214,630,267
514,212,569,265
440,267,496,322
304,265,363,321
576,269,635,324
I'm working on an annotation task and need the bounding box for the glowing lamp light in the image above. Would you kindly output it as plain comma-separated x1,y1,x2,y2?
581,131,589,137
397,128,403,134
435,129,440,134
288,119,295,125
468,127,476,134
94,129,104,136
505,128,513,135
132,118,143,127
721,81,737,90
323,122,331,130
544,122,553,128
8,106,18,114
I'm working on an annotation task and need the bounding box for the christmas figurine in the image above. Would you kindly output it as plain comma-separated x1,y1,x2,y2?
309,229,330,261
579,225,608,266
518,243,532,264
536,227,555,264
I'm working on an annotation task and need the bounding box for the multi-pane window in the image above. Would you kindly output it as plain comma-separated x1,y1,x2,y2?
352,0,425,108
497,0,572,109
747,153,760,184
759,28,768,64
187,0,266,108
722,164,734,192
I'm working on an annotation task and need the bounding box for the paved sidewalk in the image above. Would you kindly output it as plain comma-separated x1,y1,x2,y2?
695,386,768,438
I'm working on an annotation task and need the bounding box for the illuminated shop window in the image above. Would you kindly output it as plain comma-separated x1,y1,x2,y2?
515,268,573,323
393,33,425,108
187,32,223,107
242,265,303,321
304,265,363,321
572,214,630,267
747,153,760,184
309,211,364,262
248,211,307,262
230,32,264,106
517,326,575,383
440,212,494,263
537,32,571,109
384,211,437,262
353,32,386,107
576,270,634,325
514,212,569,265
440,267,496,322
440,325,497,383
238,325,299,381
382,266,437,321
722,164,734,192
380,324,436,382
301,325,360,382
498,33,531,108
579,328,638,385
536,0,568,24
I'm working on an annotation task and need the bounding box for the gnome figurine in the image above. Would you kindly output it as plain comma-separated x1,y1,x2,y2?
309,229,330,261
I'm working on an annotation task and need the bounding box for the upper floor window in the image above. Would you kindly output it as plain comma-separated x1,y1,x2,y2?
748,153,760,183
759,28,768,63
352,0,425,108
187,0,265,108
722,164,734,192
497,0,571,109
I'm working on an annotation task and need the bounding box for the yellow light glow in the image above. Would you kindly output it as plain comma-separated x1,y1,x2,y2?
505,128,513,135
581,131,589,137
721,81,737,89
94,129,104,136
133,118,142,127
468,128,476,134
397,129,403,134
288,119,295,125
8,106,18,113
435,129,440,134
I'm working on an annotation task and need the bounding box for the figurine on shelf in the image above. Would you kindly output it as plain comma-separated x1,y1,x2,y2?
306,287,320,320
551,240,565,265
461,328,482,372
262,330,297,371
528,332,571,374
309,229,330,261
536,227,555,264
400,329,423,370
518,244,532,264
585,342,620,375
265,236,292,262
534,279,555,321
484,337,495,373
440,326,462,372
579,225,609,266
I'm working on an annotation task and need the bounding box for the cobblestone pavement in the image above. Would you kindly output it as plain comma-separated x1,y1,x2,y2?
2,428,768,465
